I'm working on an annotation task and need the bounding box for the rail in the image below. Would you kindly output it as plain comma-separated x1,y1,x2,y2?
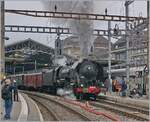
21,91,92,121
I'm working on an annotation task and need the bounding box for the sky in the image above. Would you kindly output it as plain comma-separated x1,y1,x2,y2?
5,0,147,48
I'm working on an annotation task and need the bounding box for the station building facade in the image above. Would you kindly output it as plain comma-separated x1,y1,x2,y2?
63,36,109,59
111,31,148,95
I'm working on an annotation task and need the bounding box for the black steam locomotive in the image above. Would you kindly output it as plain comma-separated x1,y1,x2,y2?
72,59,105,100
10,59,105,100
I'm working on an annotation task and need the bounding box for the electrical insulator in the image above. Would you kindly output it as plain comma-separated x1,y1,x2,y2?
113,24,119,36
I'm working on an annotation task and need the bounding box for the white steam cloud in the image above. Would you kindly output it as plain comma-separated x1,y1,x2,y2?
42,1,94,58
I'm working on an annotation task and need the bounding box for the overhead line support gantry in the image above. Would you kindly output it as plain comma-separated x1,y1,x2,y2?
5,9,146,22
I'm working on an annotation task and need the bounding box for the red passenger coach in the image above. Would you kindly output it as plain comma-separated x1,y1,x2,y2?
23,73,42,90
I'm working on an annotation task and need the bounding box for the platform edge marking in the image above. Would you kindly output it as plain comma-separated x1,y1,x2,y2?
17,93,28,122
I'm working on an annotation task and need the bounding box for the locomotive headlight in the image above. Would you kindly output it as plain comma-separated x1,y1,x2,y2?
87,66,91,70
70,83,74,86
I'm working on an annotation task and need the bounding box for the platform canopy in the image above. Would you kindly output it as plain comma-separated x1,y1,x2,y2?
5,38,54,74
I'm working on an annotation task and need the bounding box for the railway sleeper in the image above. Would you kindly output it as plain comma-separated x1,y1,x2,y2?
29,95,61,121
90,102,149,121
98,99,149,115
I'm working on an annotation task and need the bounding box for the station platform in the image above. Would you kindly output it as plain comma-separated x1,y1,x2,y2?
1,92,43,121
99,92,149,109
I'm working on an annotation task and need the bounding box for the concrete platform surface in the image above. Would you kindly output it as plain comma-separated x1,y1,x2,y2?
1,93,21,121
100,93,149,109
1,92,43,122
21,93,43,121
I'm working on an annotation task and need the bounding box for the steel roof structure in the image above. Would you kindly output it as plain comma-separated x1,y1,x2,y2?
5,38,54,74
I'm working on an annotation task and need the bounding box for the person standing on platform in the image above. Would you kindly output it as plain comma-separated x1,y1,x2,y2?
1,78,14,120
13,79,18,101
120,78,127,96
104,78,109,92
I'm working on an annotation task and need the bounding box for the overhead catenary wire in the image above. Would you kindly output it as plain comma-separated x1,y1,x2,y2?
56,1,79,41
60,1,79,28
46,1,79,45
46,1,56,47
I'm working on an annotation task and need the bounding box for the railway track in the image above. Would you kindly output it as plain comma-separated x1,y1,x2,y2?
30,96,60,121
23,91,92,121
97,99,149,115
90,99,149,121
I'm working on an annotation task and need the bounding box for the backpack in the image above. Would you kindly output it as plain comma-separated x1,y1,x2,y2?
1,85,12,100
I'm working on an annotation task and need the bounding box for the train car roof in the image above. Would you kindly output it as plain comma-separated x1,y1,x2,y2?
9,74,24,77
24,72,42,76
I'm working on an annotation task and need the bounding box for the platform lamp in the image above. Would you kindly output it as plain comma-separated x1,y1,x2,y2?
0,36,9,119
108,22,120,93
34,60,37,72
3,36,9,74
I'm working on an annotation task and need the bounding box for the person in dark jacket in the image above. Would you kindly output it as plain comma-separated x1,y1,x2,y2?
13,79,18,101
120,78,127,96
1,78,14,119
